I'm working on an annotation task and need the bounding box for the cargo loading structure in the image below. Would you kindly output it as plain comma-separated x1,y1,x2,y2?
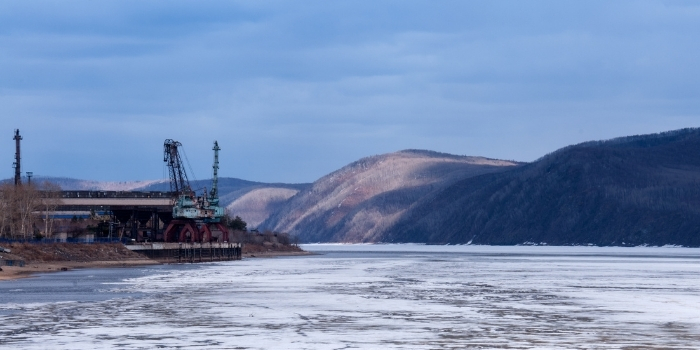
49,140,235,244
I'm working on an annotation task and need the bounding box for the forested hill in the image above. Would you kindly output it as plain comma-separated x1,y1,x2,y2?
387,128,700,246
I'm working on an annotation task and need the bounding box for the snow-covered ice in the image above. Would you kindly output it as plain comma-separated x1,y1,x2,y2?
1,244,699,349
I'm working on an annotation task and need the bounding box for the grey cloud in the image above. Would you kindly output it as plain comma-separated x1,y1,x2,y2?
1,1,699,182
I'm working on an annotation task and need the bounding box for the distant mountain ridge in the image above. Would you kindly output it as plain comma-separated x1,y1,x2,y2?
11,177,167,191
260,150,521,242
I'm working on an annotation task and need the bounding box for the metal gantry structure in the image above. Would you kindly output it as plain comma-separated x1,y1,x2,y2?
209,141,220,207
162,139,229,243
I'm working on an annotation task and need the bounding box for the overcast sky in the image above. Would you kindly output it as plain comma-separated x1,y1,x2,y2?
1,1,699,183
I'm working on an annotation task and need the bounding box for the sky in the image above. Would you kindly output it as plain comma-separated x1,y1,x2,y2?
1,0,700,183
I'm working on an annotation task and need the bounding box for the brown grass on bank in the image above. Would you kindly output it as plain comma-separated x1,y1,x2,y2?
1,242,145,263
0,235,308,281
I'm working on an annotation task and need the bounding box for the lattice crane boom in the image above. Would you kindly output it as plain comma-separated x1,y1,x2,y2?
163,139,191,195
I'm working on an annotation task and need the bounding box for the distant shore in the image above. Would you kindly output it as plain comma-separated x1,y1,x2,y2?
0,242,309,282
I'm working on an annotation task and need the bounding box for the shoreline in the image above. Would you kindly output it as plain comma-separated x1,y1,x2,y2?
0,259,160,281
0,249,313,282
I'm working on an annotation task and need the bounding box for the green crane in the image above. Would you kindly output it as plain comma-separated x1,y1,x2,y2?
162,139,228,242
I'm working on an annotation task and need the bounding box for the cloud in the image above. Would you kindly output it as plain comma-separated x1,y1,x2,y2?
1,1,699,182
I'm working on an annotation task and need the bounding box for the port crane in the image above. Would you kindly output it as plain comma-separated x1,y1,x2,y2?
162,139,229,242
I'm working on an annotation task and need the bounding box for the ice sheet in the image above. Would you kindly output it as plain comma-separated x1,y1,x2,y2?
1,245,699,349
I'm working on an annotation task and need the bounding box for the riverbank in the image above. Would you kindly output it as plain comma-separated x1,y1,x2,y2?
0,242,159,281
0,259,158,281
0,242,309,281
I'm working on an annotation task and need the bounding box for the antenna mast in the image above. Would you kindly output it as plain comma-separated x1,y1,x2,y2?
13,129,21,186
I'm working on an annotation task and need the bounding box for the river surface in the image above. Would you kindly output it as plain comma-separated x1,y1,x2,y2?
1,245,699,349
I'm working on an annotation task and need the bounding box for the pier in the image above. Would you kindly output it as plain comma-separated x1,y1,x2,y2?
126,242,242,263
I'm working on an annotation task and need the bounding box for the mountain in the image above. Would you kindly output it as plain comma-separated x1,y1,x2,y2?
388,128,700,246
260,150,521,242
226,187,302,229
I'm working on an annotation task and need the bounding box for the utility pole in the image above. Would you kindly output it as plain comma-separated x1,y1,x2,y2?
13,129,22,186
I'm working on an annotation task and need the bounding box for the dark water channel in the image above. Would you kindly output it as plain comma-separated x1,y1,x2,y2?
0,264,201,305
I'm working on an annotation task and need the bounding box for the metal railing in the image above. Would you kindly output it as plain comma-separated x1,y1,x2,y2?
60,191,174,199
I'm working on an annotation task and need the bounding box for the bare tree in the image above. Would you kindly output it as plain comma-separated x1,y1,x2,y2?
15,183,40,239
0,183,12,238
39,181,62,238
0,183,52,239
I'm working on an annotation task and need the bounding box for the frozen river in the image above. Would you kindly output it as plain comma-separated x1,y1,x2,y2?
1,244,700,349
